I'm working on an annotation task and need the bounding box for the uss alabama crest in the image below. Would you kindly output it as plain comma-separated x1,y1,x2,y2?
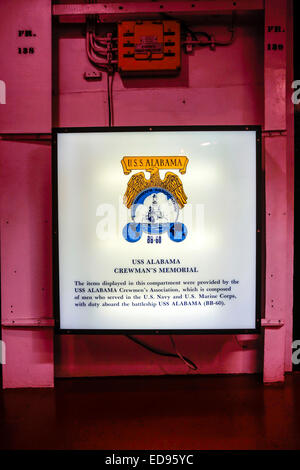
121,156,189,243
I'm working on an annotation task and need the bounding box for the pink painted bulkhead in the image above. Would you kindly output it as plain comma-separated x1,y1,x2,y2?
54,16,265,379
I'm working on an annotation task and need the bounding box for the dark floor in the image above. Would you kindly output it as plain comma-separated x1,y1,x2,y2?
0,374,300,450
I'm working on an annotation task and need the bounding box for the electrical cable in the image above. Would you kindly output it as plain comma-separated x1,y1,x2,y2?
126,335,198,371
106,71,115,127
191,12,236,47
86,31,109,70
106,69,115,127
159,11,201,42
86,12,236,128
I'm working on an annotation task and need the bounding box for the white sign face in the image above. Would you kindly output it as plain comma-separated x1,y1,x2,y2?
56,128,258,332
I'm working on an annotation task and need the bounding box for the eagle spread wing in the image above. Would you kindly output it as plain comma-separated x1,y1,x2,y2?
124,172,148,208
163,172,187,208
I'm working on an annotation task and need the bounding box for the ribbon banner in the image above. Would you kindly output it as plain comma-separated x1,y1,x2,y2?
121,156,189,175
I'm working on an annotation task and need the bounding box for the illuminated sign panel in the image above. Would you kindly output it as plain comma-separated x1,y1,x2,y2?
54,126,261,333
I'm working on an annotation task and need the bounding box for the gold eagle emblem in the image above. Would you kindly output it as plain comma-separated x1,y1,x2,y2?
124,167,187,209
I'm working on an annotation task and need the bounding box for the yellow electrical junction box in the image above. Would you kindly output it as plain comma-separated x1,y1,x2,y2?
118,20,181,75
